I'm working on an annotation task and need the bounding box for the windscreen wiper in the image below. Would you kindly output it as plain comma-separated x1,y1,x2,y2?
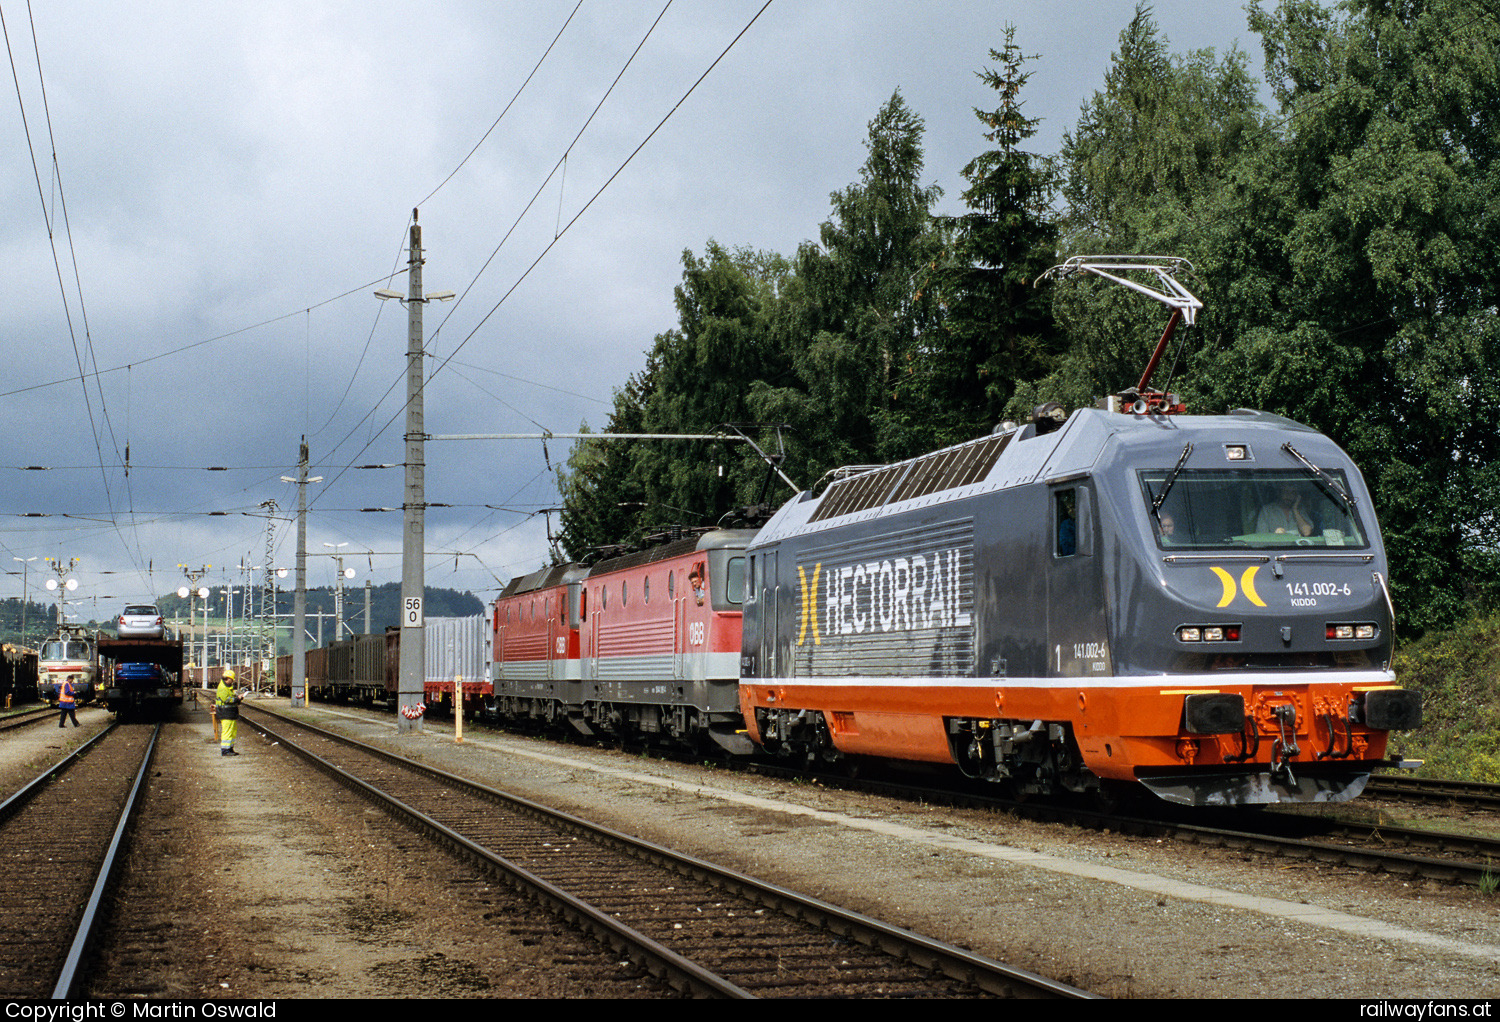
1281,442,1355,511
1152,443,1194,515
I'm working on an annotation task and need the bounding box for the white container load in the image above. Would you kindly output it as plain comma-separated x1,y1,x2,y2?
424,615,490,691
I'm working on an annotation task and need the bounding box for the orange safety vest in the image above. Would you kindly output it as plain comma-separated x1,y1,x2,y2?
59,680,75,708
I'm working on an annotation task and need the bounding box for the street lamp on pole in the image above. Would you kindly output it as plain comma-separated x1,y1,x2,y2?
43,558,79,632
374,210,454,733
177,571,210,687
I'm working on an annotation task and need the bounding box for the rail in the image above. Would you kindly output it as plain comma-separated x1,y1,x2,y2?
242,705,1093,999
0,722,161,998
1367,774,1500,811
54,723,162,997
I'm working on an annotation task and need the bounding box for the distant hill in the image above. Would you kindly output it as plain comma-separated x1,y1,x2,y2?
0,599,103,647
156,582,485,634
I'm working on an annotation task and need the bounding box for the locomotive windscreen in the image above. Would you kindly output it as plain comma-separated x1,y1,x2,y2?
42,641,92,661
1138,468,1369,549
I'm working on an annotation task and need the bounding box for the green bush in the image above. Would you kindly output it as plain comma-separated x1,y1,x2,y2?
1393,613,1500,782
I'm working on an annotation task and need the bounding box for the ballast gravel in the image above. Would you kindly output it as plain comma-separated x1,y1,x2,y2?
0,697,1493,1000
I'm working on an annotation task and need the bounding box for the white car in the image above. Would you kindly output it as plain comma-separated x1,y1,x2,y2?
117,604,165,639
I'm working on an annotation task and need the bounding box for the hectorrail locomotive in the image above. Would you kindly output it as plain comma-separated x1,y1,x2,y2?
739,406,1418,805
286,258,1422,807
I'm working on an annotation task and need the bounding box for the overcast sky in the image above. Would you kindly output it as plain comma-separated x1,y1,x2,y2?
1,0,1263,620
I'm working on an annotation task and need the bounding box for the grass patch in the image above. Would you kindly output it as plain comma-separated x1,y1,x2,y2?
1393,611,1500,782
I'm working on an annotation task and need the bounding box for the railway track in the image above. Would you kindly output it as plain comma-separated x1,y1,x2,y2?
313,704,1500,891
0,705,59,734
242,704,1093,999
1366,774,1500,811
447,708,1500,890
1161,810,1499,886
0,722,160,998
1005,796,1498,887
732,757,1500,887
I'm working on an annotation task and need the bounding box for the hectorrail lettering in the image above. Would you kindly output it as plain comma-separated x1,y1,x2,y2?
799,546,972,645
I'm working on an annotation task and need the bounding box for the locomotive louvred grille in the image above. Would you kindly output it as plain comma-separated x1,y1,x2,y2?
810,463,908,521
809,433,1012,523
887,433,1010,504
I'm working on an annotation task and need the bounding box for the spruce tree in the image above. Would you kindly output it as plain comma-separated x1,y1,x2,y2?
929,26,1060,440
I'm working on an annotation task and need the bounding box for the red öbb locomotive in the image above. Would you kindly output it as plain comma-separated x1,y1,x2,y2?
492,527,755,752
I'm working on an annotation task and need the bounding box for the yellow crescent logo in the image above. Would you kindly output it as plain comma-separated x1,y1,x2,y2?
1210,566,1236,608
1240,565,1267,607
796,563,821,646
1208,565,1268,608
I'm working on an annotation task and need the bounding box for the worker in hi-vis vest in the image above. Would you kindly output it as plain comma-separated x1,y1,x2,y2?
215,670,241,756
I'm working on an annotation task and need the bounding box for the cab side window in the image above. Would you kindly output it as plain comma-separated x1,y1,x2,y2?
1055,489,1077,557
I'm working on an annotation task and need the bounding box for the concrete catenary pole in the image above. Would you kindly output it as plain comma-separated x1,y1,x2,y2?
292,438,310,708
399,213,426,733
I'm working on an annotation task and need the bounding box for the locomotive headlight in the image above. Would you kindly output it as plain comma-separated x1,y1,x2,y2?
1178,624,1240,643
1328,624,1355,640
1356,624,1376,639
1225,444,1248,460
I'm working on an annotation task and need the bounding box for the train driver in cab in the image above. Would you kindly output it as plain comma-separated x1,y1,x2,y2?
1257,482,1315,537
